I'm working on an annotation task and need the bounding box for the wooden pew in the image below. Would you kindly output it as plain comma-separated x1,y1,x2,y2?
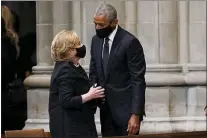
104,131,207,138
44,131,207,138
3,130,207,138
44,132,51,138
4,129,45,137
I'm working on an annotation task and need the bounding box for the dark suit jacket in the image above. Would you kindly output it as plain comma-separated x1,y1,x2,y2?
49,62,97,138
89,26,146,126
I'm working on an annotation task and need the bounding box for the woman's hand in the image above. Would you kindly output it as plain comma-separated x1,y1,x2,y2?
81,86,105,103
88,86,105,99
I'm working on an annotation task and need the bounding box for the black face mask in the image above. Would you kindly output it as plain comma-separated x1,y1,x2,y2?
76,44,86,58
96,24,114,38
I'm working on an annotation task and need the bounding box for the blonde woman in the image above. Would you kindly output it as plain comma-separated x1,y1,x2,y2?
1,6,25,134
1,5,19,57
49,30,105,138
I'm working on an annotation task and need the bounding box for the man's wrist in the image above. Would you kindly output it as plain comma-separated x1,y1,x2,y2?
131,113,144,122
132,112,145,116
132,113,141,116
131,114,140,118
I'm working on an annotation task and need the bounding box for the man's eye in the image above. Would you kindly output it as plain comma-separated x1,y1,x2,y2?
99,24,105,27
94,23,105,27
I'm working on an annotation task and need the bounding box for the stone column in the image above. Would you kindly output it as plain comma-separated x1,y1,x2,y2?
158,1,178,64
53,1,72,36
35,2,53,67
137,1,179,64
186,1,206,85
125,1,137,36
105,0,125,28
185,1,206,131
24,1,54,131
188,1,206,65
137,0,204,134
81,1,96,65
71,1,82,39
137,1,179,133
137,1,159,64
178,1,189,73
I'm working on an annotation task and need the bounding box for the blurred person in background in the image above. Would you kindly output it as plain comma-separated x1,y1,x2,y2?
1,5,26,134
17,32,36,81
1,5,19,56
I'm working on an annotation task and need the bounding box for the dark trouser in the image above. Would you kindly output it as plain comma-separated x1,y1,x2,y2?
100,104,142,137
101,122,140,137
1,104,27,134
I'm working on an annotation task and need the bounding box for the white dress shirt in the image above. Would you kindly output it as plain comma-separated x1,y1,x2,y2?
102,25,118,57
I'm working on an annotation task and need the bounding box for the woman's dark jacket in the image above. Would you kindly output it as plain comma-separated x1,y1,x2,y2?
49,61,97,138
2,36,17,109
1,17,27,133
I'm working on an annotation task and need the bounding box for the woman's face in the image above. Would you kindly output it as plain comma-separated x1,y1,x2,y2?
67,49,80,65
72,56,80,65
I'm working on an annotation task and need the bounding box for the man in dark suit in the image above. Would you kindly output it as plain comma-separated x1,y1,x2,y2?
89,3,146,137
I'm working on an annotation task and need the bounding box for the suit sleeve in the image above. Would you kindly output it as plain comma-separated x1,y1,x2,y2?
89,37,98,86
58,65,83,109
127,38,146,115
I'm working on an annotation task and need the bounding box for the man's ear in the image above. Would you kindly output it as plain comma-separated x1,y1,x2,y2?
111,19,118,28
114,19,118,25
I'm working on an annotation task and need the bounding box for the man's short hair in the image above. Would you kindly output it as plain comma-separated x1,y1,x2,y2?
94,3,117,22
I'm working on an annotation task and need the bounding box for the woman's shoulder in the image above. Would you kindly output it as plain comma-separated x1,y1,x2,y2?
51,62,73,82
55,61,73,72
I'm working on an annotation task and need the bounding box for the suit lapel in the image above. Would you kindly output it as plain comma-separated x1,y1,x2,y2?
106,26,123,79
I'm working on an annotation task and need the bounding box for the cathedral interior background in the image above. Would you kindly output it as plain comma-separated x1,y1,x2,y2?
2,0,206,135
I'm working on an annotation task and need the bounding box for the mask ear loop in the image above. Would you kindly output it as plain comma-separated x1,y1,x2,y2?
80,43,84,47
77,41,83,48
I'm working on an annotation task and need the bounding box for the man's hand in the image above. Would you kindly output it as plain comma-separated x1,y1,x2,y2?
127,114,141,135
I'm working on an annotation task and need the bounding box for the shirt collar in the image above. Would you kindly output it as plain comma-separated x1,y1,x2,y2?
108,25,118,42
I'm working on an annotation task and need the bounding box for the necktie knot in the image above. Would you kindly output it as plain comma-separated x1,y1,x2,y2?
105,37,109,43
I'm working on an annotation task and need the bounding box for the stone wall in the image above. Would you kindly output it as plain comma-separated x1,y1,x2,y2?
24,0,206,135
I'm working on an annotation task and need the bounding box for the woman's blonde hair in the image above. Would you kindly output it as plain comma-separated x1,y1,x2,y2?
1,5,19,57
51,30,81,62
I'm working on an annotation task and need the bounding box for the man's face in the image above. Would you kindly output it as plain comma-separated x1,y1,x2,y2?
93,15,118,30
94,15,109,29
